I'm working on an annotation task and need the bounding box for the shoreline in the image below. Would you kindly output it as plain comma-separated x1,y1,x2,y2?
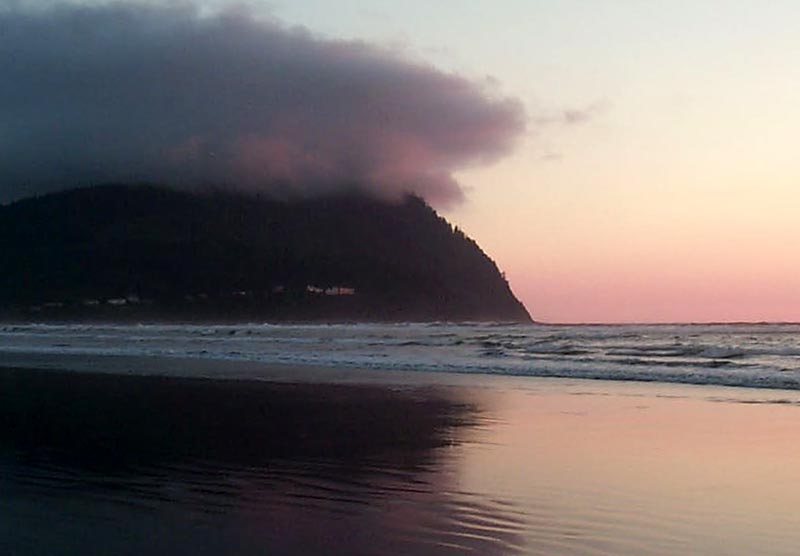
3,350,800,406
0,351,800,405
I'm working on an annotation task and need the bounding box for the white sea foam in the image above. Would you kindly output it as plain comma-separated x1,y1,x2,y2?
2,322,800,390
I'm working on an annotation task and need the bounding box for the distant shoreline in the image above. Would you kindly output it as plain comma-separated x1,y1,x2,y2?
0,313,537,326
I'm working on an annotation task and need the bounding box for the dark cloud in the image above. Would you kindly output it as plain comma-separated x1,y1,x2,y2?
0,2,526,206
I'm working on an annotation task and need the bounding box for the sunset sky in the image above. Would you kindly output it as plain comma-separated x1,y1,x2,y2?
265,0,800,323
7,1,800,323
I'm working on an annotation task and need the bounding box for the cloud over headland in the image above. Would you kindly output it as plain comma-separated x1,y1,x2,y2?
0,2,526,206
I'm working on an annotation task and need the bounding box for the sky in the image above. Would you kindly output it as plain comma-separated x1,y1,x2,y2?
5,1,800,323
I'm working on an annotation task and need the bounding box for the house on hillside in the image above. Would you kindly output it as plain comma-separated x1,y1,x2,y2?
324,286,356,296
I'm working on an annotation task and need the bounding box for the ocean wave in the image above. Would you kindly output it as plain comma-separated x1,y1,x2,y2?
2,322,800,391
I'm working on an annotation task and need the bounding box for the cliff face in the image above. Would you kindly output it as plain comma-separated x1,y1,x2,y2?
0,185,532,322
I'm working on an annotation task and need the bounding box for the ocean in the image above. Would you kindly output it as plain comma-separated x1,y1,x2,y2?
2,322,800,390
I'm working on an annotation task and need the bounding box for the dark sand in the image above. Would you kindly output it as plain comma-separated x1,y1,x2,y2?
4,360,800,555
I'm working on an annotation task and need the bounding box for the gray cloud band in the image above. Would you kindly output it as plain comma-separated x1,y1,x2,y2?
0,2,526,206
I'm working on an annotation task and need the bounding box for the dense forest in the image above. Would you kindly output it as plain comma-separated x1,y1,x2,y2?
0,185,531,322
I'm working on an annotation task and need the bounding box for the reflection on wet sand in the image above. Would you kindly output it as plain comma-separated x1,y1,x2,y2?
5,368,800,555
0,368,526,556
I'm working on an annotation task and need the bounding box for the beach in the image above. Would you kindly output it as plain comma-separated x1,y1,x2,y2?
3,355,800,555
5,1,799,554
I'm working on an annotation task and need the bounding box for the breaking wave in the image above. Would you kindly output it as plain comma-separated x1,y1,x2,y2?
2,322,800,390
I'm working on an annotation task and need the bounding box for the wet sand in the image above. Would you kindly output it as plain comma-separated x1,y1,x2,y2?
3,360,800,555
